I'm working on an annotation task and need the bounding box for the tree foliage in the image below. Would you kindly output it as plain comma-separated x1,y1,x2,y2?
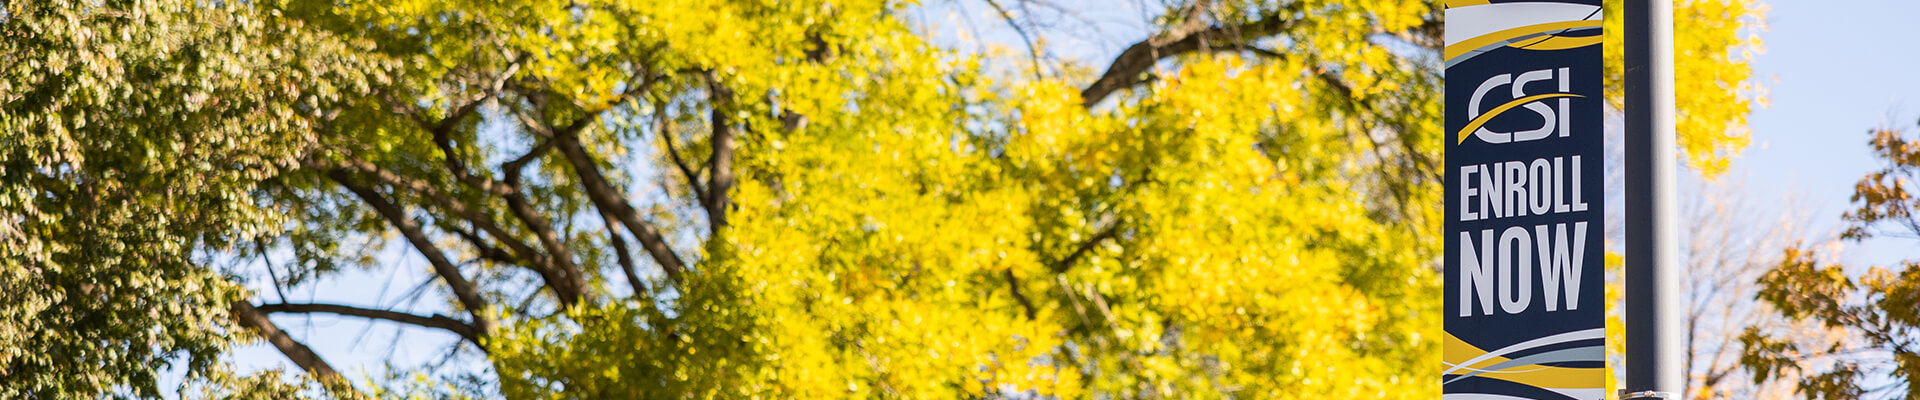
1743,122,1920,399
1601,0,1766,175
0,0,1764,398
0,0,383,396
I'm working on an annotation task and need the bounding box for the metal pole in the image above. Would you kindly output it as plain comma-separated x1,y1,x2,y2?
1624,0,1683,398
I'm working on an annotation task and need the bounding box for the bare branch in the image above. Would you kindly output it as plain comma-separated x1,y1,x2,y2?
254,303,483,346
553,129,690,286
501,138,555,177
329,171,497,333
982,0,1047,80
425,110,584,306
325,161,583,309
255,241,290,303
500,196,587,308
656,100,708,203
328,159,539,265
447,223,519,265
1080,5,1297,108
230,301,344,384
425,101,587,308
530,78,691,287
602,211,650,299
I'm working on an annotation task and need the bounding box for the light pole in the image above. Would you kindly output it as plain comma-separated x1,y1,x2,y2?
1623,0,1683,398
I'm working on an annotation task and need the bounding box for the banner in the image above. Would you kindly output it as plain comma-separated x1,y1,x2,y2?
1443,1,1606,399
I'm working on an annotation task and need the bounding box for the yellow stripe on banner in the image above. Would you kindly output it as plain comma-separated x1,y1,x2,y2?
1443,332,1499,369
1455,93,1585,144
1509,34,1603,51
1446,0,1491,8
1444,20,1603,62
1443,334,1602,389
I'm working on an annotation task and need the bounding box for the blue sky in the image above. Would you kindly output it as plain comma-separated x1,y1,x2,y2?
201,0,1920,393
1728,0,1919,267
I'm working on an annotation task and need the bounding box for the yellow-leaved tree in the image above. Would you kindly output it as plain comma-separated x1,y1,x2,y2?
0,0,1764,398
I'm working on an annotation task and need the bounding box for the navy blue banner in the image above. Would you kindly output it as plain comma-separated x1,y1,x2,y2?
1443,1,1606,399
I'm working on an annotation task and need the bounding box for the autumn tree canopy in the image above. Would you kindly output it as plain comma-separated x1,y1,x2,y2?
1741,121,1920,400
0,0,1763,398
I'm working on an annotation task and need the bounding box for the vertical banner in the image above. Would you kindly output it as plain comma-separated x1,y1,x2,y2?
1443,1,1606,399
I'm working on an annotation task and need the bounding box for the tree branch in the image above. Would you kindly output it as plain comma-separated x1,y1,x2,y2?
1080,6,1299,108
501,72,693,294
495,183,588,308
447,223,519,266
656,100,708,203
1246,44,1436,215
433,94,491,137
554,129,690,286
1006,269,1038,320
335,157,588,308
982,0,1047,80
428,59,521,136
597,208,676,331
436,103,586,309
231,301,344,383
532,93,696,287
328,159,541,267
370,56,592,309
254,303,483,346
1051,224,1122,273
602,210,649,299
501,137,555,176
255,241,290,303
329,171,497,334
703,77,737,231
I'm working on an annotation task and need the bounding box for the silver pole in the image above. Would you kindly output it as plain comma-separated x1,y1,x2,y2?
1623,0,1682,398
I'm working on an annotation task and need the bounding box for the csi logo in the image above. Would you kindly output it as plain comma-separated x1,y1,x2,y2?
1458,67,1584,145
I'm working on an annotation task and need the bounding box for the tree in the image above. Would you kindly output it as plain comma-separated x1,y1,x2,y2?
0,0,1765,398
1742,122,1920,399
1673,178,1812,399
0,0,383,397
